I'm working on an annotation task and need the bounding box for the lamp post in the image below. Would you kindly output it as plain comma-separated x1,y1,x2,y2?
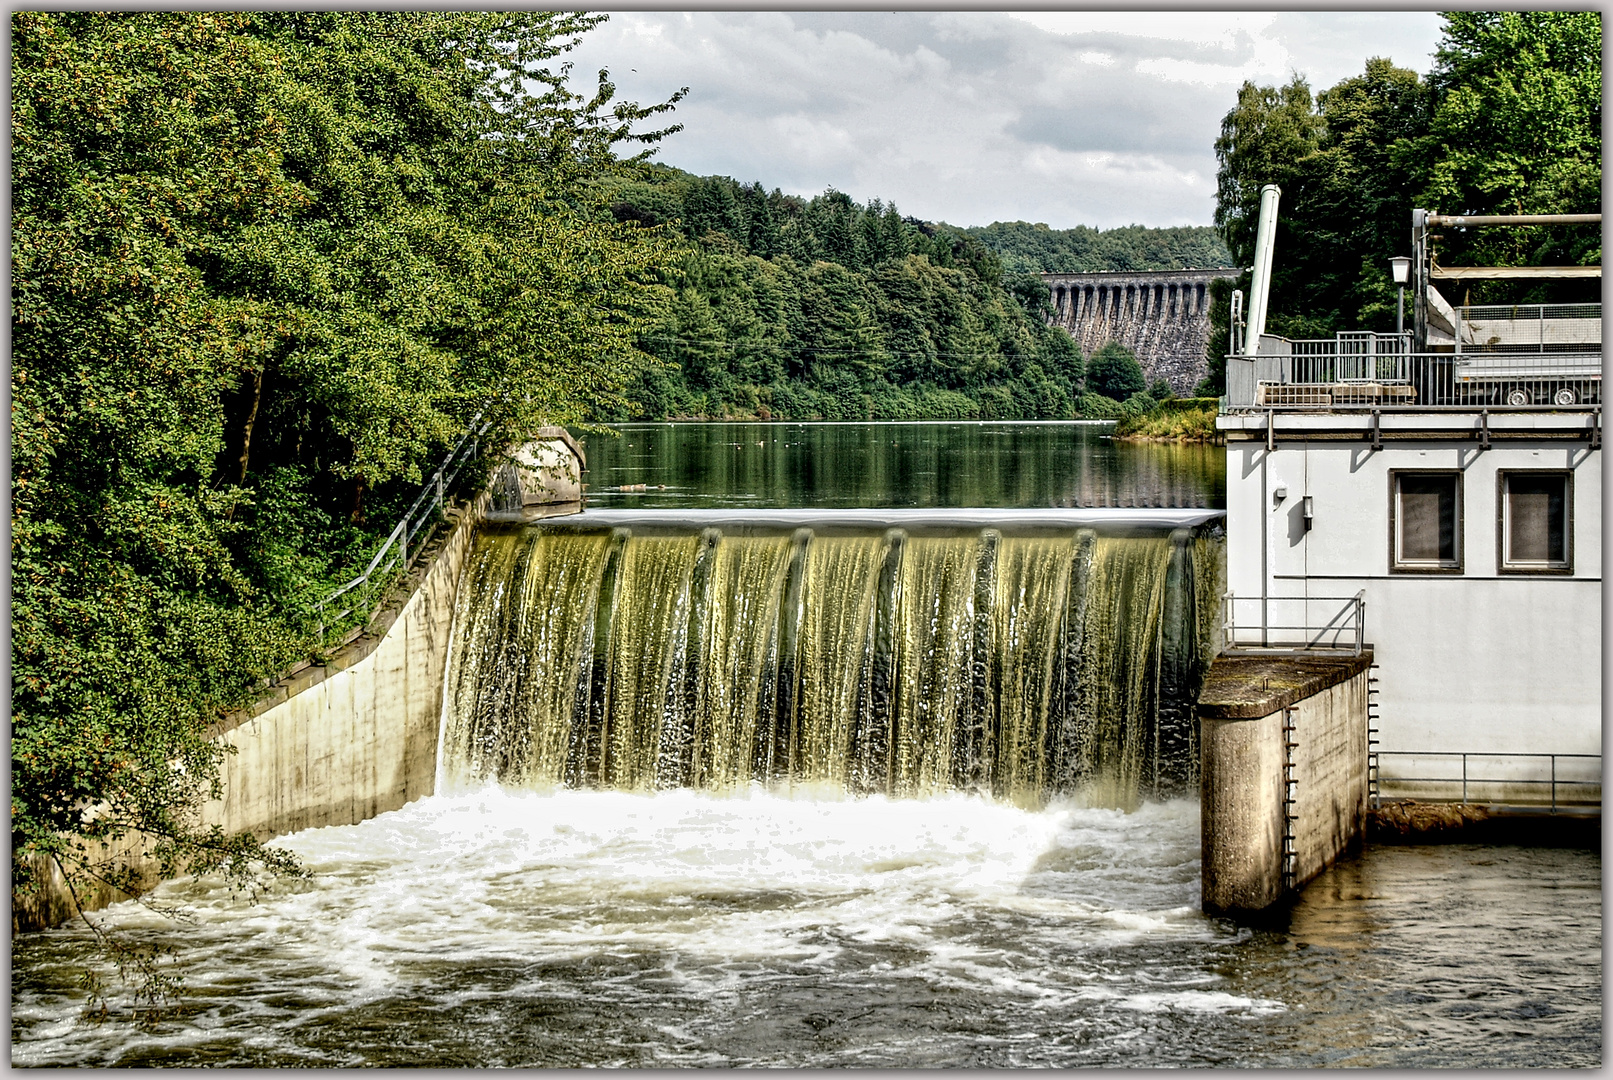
1389,256,1411,338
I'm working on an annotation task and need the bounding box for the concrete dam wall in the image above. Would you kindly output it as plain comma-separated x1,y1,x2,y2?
13,428,589,931
1042,269,1241,394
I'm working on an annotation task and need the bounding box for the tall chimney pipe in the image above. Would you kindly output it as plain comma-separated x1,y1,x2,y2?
1242,184,1281,357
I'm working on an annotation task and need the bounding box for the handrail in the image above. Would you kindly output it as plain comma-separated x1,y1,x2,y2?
1225,345,1604,411
1375,751,1602,812
1224,590,1366,654
313,405,498,639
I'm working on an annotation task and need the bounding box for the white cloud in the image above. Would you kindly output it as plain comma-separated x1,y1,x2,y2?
561,11,1445,230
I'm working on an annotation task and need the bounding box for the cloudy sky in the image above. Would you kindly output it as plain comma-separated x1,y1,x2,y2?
561,10,1445,230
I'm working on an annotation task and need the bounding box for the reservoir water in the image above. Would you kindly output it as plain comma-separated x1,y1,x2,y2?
575,421,1224,509
10,423,1599,1066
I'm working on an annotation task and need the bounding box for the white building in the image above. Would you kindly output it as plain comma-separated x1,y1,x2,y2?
1217,207,1601,809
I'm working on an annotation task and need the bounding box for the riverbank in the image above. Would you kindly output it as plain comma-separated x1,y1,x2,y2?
1113,398,1222,443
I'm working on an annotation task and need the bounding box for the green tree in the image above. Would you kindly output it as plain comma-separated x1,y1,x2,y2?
1085,342,1147,401
1417,11,1601,298
12,11,678,995
1209,11,1601,359
607,168,1084,421
962,220,1232,275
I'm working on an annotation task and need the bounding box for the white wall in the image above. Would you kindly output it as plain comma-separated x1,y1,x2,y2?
1224,435,1601,771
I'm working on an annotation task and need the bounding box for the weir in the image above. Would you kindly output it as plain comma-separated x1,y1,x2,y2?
440,513,1224,807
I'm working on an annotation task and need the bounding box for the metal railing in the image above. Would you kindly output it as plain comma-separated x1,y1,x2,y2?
1227,334,1603,410
313,407,497,642
1375,751,1602,811
1223,590,1365,654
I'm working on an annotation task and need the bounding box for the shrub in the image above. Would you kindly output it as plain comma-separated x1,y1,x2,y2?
1077,392,1124,419
1121,392,1159,417
1086,341,1147,400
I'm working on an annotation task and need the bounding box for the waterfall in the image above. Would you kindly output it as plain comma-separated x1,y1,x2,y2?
441,522,1221,807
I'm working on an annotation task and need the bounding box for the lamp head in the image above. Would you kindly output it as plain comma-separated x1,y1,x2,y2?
1389,256,1411,285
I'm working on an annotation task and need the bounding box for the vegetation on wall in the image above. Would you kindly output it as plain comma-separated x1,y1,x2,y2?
1203,11,1601,390
11,10,678,963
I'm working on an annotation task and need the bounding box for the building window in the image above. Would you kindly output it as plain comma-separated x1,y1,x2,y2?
1499,471,1572,574
1391,471,1462,573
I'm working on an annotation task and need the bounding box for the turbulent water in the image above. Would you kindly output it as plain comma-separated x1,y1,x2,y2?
11,790,1599,1067
440,525,1223,806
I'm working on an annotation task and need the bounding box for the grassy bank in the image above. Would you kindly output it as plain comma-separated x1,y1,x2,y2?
1113,398,1222,442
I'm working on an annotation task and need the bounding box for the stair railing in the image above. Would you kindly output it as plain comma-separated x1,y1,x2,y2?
313,406,497,643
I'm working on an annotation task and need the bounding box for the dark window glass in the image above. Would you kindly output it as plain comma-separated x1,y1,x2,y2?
1398,474,1457,564
1506,474,1567,565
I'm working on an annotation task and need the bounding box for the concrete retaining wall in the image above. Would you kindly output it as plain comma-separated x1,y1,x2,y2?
14,499,482,931
491,428,586,510
1199,650,1372,916
201,501,478,839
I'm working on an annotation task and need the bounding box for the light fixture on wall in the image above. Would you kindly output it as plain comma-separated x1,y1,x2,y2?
1389,256,1411,337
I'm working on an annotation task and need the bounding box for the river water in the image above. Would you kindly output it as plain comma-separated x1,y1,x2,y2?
10,789,1600,1067
10,423,1600,1066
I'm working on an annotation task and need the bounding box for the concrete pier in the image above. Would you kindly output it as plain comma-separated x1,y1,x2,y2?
1198,650,1372,916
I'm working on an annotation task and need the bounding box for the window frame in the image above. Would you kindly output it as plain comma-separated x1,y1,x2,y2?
1388,469,1464,574
1496,469,1574,575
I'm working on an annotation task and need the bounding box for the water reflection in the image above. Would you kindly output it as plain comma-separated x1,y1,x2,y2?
575,422,1225,510
1223,843,1602,1068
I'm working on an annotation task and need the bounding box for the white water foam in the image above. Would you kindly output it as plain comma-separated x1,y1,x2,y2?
12,790,1235,1065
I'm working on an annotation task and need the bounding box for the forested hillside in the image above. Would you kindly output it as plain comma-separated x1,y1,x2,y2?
600,168,1175,421
961,221,1231,276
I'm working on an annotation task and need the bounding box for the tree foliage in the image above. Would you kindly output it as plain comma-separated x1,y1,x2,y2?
1085,342,1148,402
1204,11,1600,389
601,168,1089,420
11,10,676,948
1419,11,1602,273
964,220,1232,276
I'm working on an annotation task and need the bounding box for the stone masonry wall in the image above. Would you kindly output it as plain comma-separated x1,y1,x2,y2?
1043,269,1241,394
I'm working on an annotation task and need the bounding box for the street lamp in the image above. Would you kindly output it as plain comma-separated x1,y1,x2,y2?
1389,256,1411,338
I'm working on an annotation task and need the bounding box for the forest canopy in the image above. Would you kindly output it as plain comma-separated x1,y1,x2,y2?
598,167,1196,422
11,10,680,916
961,221,1231,277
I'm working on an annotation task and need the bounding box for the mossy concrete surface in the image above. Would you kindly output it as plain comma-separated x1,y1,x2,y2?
1198,650,1373,720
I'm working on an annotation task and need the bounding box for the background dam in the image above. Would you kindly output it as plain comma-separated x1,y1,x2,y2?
441,512,1224,807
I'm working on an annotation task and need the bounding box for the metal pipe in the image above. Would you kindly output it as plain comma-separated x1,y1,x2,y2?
1427,212,1600,227
1242,184,1281,356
